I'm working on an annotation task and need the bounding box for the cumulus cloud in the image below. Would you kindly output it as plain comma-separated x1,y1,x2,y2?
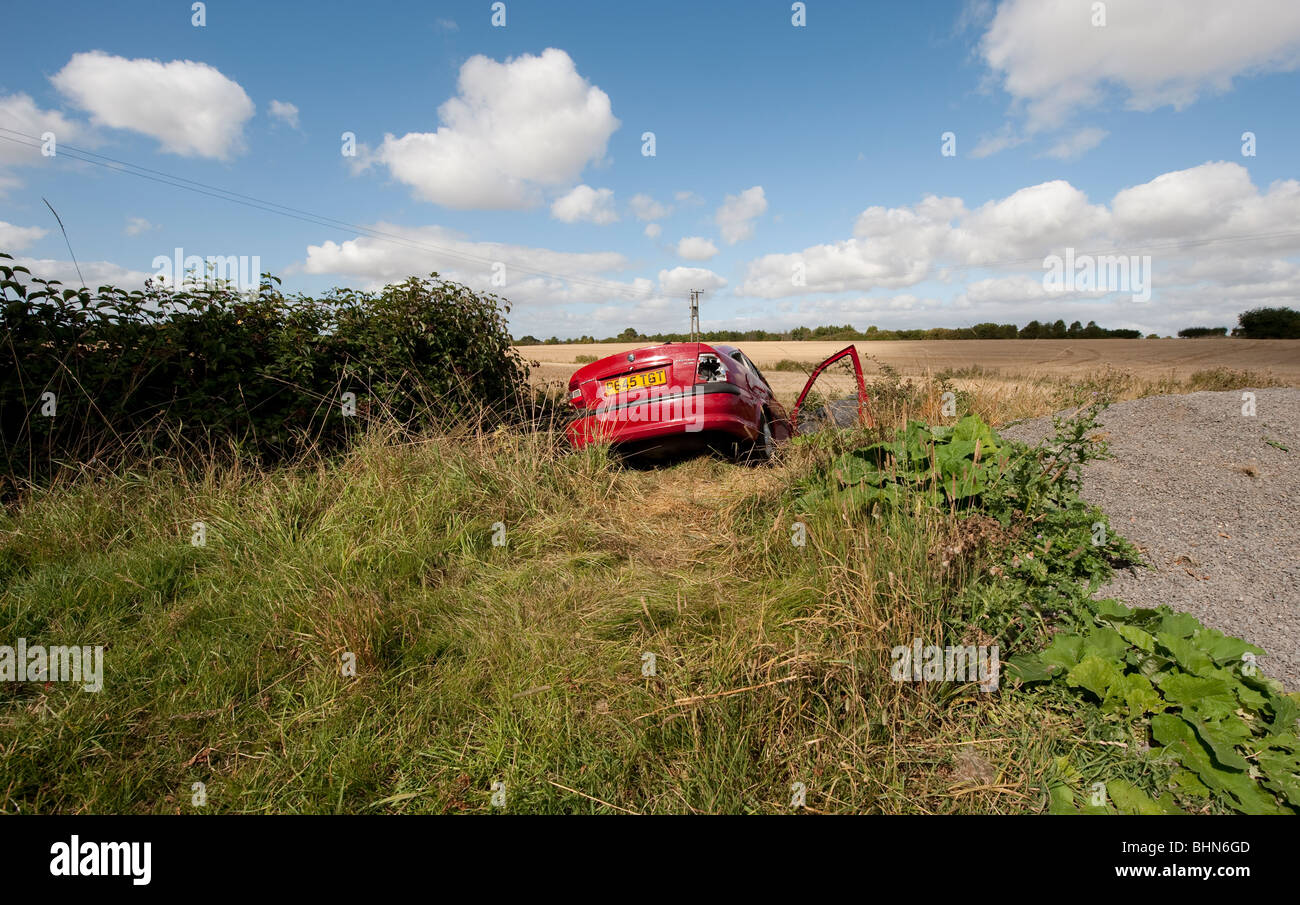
716,185,767,244
739,161,1300,326
300,222,646,306
980,0,1300,129
0,94,84,161
676,236,719,261
268,100,300,129
644,223,662,239
0,221,48,252
12,256,151,289
0,93,86,188
550,185,618,224
51,52,255,159
658,266,726,295
370,48,619,209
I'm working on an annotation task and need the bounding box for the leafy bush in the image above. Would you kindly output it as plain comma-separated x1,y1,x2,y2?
0,255,529,488
797,414,1008,511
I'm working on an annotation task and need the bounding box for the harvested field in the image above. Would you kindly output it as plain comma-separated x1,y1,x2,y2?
519,338,1300,390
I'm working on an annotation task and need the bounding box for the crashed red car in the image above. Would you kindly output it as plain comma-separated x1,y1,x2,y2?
565,342,870,460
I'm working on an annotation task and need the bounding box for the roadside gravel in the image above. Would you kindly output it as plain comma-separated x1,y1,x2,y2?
1000,388,1300,691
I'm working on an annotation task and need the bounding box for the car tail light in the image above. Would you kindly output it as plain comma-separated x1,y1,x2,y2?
696,353,727,383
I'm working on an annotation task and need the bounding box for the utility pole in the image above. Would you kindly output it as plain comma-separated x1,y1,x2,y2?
689,288,700,341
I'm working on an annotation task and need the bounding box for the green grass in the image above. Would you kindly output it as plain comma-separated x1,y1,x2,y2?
2,386,1294,814
0,420,1053,813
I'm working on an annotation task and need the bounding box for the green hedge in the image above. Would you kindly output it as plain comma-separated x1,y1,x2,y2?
1,254,529,487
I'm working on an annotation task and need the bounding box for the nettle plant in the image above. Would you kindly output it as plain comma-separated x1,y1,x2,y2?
0,256,530,486
797,402,1299,814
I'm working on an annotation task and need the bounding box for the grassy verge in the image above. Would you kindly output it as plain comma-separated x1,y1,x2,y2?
1,374,1294,813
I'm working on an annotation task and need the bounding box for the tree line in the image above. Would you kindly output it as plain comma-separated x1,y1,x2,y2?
516,307,1300,344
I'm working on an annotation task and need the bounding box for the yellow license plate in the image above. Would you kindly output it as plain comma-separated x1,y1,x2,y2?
604,368,667,395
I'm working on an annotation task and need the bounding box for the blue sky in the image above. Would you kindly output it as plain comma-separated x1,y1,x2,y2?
2,0,1299,338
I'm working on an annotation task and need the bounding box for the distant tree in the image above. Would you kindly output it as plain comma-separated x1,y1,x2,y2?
1068,320,1083,336
617,327,640,342
1050,319,1068,338
514,334,540,345
1233,307,1300,339
1177,326,1229,338
1021,320,1043,338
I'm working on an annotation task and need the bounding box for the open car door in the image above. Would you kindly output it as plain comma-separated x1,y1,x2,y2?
791,345,874,434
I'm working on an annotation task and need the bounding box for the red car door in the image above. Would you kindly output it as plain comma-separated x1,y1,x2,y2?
791,345,873,433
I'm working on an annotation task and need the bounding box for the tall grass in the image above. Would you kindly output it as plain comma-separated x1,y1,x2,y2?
0,363,1289,813
0,408,1056,813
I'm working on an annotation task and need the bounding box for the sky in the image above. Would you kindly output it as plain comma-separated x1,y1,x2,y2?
2,0,1299,339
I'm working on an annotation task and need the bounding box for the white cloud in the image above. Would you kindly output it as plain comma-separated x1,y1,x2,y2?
268,99,300,129
371,48,619,209
676,236,719,261
739,162,1300,324
716,186,767,245
0,221,48,252
658,266,726,295
124,217,156,236
1042,127,1108,160
51,52,254,159
644,223,662,239
550,184,618,224
0,93,86,179
1109,161,1257,239
980,0,1300,128
629,193,671,221
300,222,647,306
12,256,151,289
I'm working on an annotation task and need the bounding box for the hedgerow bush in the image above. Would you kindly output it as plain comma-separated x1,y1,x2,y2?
0,254,529,489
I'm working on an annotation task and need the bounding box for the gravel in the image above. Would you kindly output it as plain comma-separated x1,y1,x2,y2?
1000,388,1300,691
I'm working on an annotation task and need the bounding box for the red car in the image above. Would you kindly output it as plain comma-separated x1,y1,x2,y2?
565,342,870,460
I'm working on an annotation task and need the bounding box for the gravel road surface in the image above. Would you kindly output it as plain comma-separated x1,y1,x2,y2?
1001,389,1300,690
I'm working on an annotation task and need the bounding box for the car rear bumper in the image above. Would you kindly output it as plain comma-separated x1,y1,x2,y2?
566,383,758,449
